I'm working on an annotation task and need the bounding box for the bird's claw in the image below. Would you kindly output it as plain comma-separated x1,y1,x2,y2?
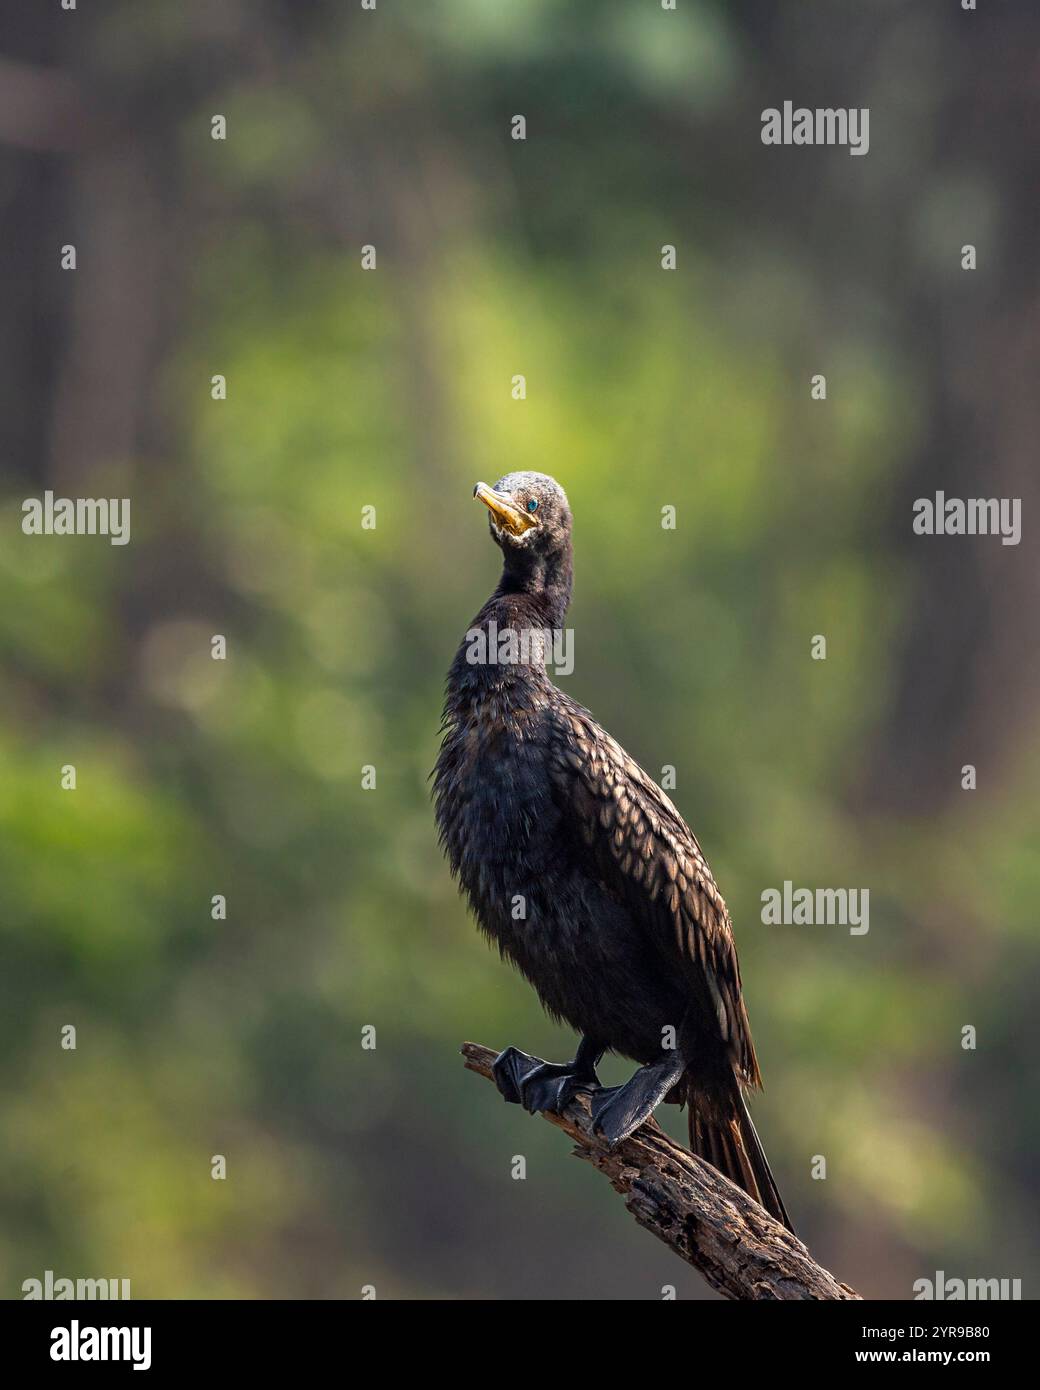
491,1046,540,1104
590,1057,686,1148
492,1045,599,1114
589,1085,647,1146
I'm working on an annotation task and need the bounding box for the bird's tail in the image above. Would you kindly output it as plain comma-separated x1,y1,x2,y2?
687,1080,794,1234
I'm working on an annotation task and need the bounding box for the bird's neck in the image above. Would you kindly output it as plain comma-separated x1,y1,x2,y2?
445,546,573,712
495,545,573,630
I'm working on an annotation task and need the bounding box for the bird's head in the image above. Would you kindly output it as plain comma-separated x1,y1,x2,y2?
472,471,572,559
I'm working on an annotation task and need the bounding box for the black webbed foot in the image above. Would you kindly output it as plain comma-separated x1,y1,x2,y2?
590,1055,685,1147
492,1042,601,1114
491,1046,555,1106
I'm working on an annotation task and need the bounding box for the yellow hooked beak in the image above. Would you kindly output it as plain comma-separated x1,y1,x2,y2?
473,481,539,536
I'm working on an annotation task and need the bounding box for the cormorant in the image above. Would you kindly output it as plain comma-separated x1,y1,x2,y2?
434,472,792,1231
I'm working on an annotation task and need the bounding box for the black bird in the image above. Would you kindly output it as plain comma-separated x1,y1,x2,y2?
434,472,792,1231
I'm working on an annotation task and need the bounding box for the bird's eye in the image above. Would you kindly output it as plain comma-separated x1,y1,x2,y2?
527,498,539,512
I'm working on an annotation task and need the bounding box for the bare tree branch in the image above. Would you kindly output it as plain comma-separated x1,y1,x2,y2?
462,1041,860,1301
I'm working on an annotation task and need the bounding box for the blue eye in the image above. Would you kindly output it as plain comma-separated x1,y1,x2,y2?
527,498,539,512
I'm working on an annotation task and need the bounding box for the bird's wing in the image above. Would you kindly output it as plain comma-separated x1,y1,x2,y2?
546,697,762,1087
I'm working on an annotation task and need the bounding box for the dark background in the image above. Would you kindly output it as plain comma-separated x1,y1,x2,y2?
1,0,1037,1299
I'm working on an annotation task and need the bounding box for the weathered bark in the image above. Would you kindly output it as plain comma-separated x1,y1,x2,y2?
462,1041,860,1301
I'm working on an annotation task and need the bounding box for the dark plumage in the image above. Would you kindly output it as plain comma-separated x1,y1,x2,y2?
434,471,792,1231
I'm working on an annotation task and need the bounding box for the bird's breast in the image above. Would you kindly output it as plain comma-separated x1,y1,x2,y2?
435,703,560,923
434,699,691,1059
